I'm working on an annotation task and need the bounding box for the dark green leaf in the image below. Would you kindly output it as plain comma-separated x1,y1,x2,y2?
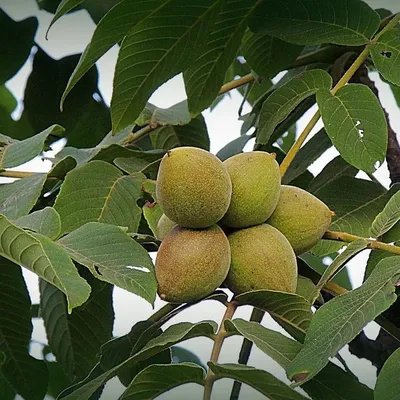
249,0,380,46
120,363,205,399
371,191,400,238
184,0,259,116
59,321,217,399
14,207,61,240
216,135,253,161
0,10,38,84
57,222,157,305
54,161,145,234
364,249,394,281
374,348,400,400
61,0,165,105
0,373,15,400
40,269,114,380
0,174,46,219
0,258,49,400
242,31,303,78
287,256,400,385
48,156,77,180
317,84,388,173
46,361,72,398
257,70,332,144
171,346,206,370
111,0,223,132
308,156,358,194
47,0,85,35
209,363,308,399
371,27,400,87
0,125,64,169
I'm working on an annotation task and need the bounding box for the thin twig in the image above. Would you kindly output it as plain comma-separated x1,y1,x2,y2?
0,170,35,178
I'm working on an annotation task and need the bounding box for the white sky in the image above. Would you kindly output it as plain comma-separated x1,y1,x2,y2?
2,0,400,398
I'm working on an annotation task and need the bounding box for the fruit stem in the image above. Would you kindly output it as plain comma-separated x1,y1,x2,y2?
324,230,400,255
203,300,238,400
279,14,400,177
0,170,35,178
218,74,255,96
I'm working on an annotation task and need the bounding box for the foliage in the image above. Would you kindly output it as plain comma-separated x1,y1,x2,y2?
0,0,400,399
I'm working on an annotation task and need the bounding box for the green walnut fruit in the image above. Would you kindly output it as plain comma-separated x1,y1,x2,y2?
221,151,281,228
156,214,177,240
156,147,232,228
156,225,231,303
226,224,297,295
268,185,333,255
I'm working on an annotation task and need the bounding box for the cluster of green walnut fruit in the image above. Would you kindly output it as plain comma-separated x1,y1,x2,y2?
154,147,333,304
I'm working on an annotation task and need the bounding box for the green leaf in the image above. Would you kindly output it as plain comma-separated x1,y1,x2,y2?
317,84,388,173
209,363,308,399
143,202,163,237
184,0,260,116
40,268,114,380
61,0,165,106
0,258,49,400
0,174,46,220
150,114,210,150
57,222,157,305
308,156,358,194
47,0,85,35
235,290,312,339
59,321,217,399
171,346,206,370
0,215,90,311
0,11,38,84
375,348,400,400
287,256,400,385
371,28,400,87
249,0,380,46
14,207,61,240
256,70,332,144
45,361,72,399
296,276,319,304
283,128,332,185
54,161,145,234
242,31,303,79
312,177,399,256
0,373,15,400
120,363,205,399
111,0,223,132
364,249,393,281
371,191,400,238
216,134,253,161
0,125,64,169
48,156,77,181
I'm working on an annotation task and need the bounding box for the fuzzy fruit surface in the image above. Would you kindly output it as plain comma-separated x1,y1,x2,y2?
156,214,177,240
221,151,281,228
156,147,232,228
268,185,332,255
155,225,231,303
226,224,297,294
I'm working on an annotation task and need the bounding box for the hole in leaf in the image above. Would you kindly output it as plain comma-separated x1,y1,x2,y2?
94,266,102,276
381,51,392,58
126,265,151,273
323,257,333,266
356,120,361,126
358,129,364,138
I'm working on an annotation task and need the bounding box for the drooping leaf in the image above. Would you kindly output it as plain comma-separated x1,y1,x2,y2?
149,114,210,150
235,290,312,339
0,125,64,169
371,27,400,87
209,363,308,399
40,268,114,380
317,84,388,173
256,69,332,144
111,0,223,132
241,30,303,78
371,191,400,238
0,10,38,84
312,177,399,255
287,256,400,385
216,134,253,161
184,0,259,116
374,348,400,400
308,156,358,194
47,0,85,35
120,363,205,399
249,0,380,46
54,161,145,234
57,222,157,305
0,174,46,220
59,321,217,399
0,215,90,311
14,207,61,240
61,0,165,106
0,258,49,400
